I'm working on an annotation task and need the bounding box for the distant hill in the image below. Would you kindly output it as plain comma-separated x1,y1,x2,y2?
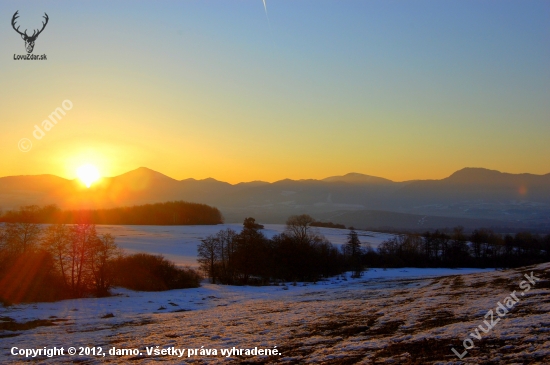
322,172,395,185
1,167,549,231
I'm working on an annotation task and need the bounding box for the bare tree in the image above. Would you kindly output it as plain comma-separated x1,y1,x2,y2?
0,224,6,252
285,214,316,244
1,222,42,254
378,236,400,256
41,224,71,287
68,223,97,296
89,233,119,296
216,228,237,283
198,234,220,283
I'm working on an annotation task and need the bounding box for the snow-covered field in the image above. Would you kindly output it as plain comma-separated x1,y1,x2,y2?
2,224,549,363
94,224,394,267
2,264,549,364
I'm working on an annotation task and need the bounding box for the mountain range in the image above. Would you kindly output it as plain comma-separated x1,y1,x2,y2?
1,167,549,232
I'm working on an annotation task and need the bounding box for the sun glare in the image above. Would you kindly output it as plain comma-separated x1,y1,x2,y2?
76,164,101,188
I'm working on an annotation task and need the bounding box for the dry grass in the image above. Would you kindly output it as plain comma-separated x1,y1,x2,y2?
450,275,465,289
0,316,66,331
415,309,468,331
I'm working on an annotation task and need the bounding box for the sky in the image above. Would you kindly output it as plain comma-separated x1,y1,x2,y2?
1,0,549,184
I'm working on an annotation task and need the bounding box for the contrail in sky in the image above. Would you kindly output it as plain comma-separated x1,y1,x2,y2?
262,0,268,16
262,0,271,28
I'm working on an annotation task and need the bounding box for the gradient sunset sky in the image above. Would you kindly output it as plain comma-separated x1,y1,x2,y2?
1,1,549,184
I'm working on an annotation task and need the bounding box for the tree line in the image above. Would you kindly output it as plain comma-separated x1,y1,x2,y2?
310,221,347,229
198,215,364,285
0,222,200,304
199,216,550,285
373,227,550,268
0,201,223,225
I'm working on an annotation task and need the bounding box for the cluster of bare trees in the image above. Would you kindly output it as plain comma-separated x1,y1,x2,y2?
198,215,364,285
374,227,550,268
0,222,118,302
1,220,201,304
0,221,42,255
41,224,118,296
198,227,239,284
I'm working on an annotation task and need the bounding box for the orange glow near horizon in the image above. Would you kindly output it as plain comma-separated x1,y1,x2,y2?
1,2,549,186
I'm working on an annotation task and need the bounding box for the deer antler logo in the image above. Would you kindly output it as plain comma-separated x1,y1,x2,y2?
12,11,49,54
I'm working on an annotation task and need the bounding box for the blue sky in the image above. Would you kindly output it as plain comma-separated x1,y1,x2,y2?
1,1,549,182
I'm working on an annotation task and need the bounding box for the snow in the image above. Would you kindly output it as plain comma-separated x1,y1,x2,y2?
94,224,393,267
3,264,548,364
0,268,492,325
1,223,549,364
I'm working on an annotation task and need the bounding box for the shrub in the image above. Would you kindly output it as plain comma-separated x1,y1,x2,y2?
111,253,201,291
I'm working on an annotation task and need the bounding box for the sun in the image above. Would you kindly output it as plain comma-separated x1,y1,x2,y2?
76,164,101,188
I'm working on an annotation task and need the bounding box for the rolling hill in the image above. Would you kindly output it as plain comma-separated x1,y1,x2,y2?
1,167,549,231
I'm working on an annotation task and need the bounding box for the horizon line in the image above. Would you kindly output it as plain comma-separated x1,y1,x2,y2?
1,166,549,186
